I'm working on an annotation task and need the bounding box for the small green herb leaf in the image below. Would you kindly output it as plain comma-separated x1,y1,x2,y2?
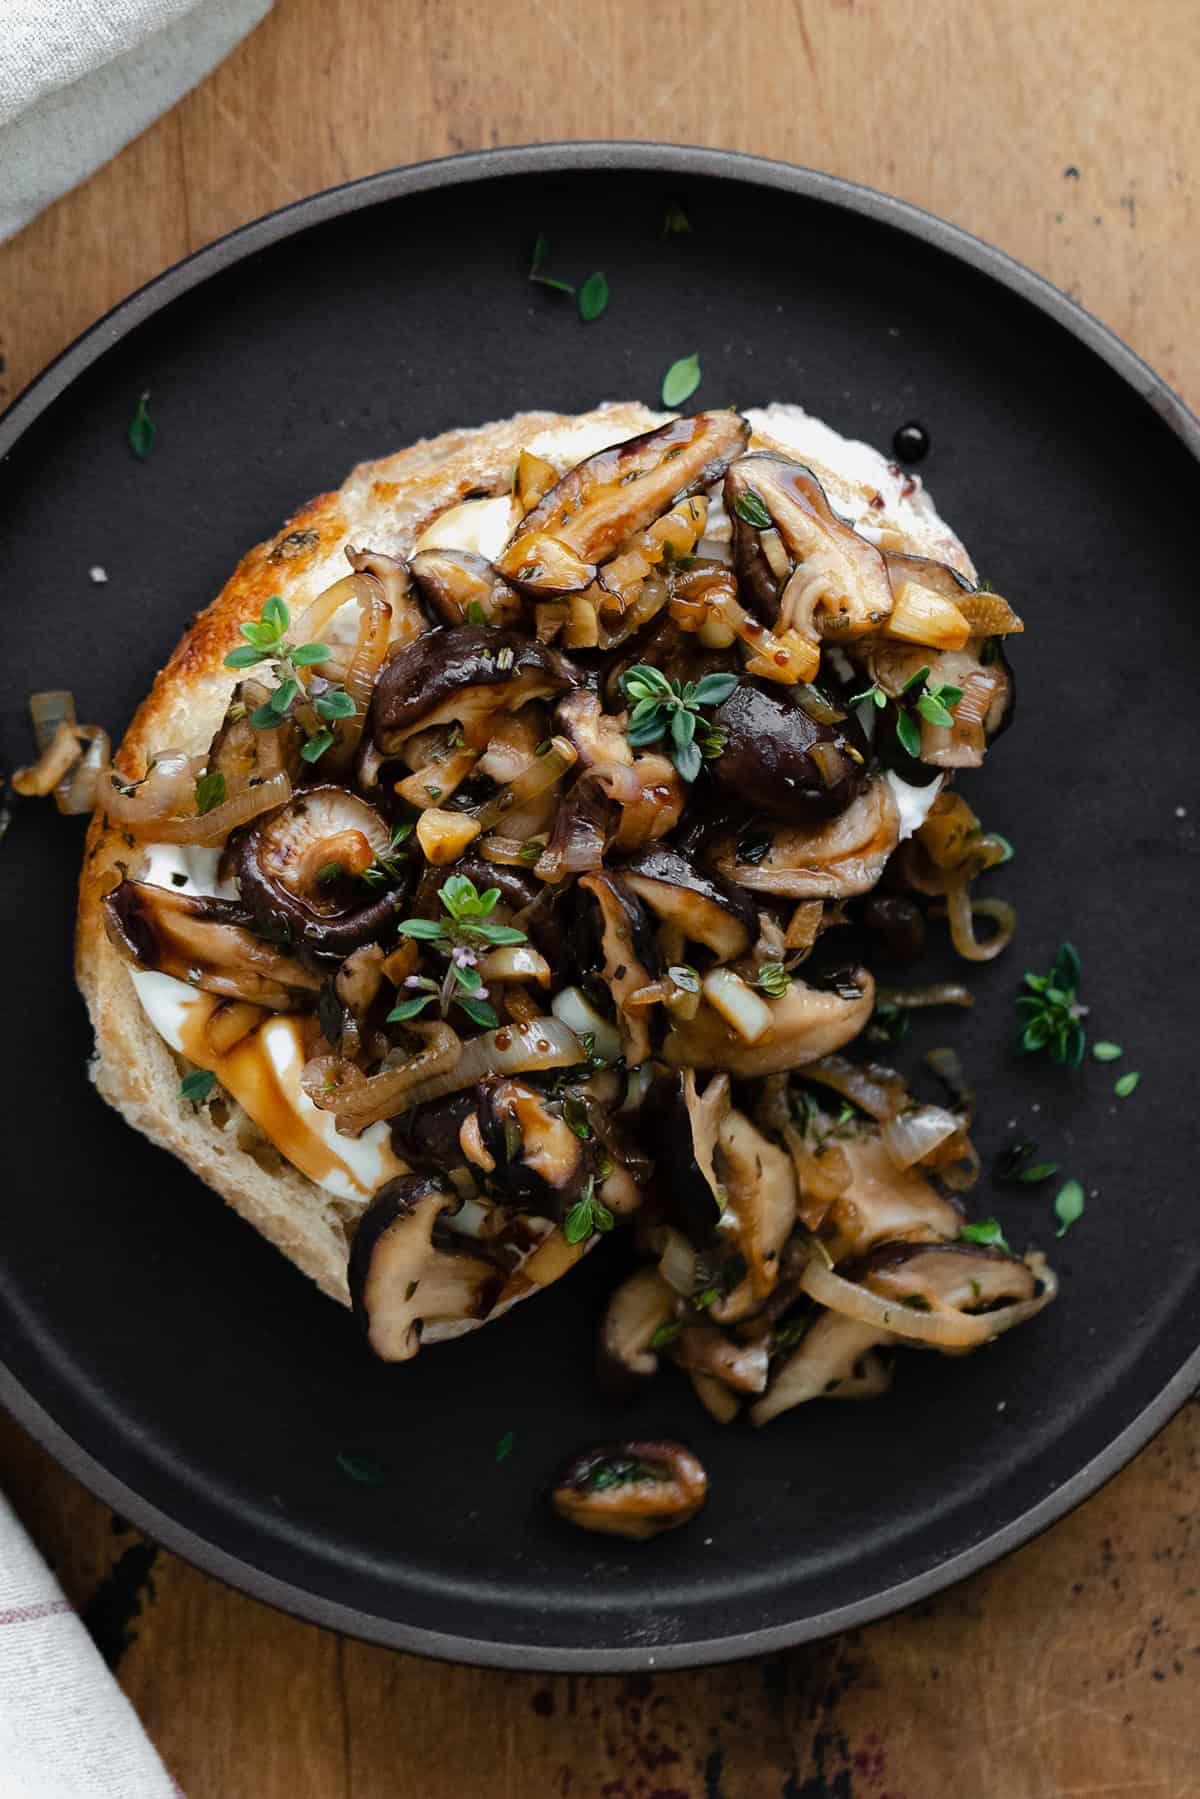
663,203,691,234
395,918,446,940
291,642,332,667
649,1319,682,1349
128,391,156,459
456,996,500,1030
732,489,773,530
1016,1161,1059,1184
756,961,790,999
314,688,356,721
179,1069,216,1106
386,995,436,1023
1054,1179,1086,1237
1092,1041,1123,1062
578,271,609,322
661,352,701,408
223,643,267,670
336,1452,388,1487
194,770,227,816
495,1430,516,1463
1114,1071,1141,1097
894,709,922,758
300,729,335,763
959,1218,1012,1254
668,963,700,994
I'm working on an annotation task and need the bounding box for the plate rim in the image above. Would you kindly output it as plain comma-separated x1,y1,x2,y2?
3,140,1199,1672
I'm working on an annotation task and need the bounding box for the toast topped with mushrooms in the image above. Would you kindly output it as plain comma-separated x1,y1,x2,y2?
44,399,1051,1442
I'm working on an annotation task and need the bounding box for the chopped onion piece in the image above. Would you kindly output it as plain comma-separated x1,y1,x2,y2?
701,969,772,1043
880,1104,960,1170
939,886,1017,962
551,986,622,1065
477,944,551,987
384,1015,584,1116
658,1227,700,1297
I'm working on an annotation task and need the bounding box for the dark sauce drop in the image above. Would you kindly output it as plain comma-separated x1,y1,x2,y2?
892,420,930,463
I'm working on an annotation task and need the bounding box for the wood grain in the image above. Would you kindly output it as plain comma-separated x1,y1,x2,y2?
3,1,1199,1794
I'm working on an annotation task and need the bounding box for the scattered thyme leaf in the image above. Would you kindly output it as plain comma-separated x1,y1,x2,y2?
495,1430,516,1463
1092,1041,1123,1062
128,391,156,459
731,489,772,530
661,352,701,408
1114,1070,1141,1098
194,770,226,816
663,203,691,234
578,271,609,322
179,1069,216,1106
336,1452,388,1487
1054,1179,1085,1237
959,1218,1012,1253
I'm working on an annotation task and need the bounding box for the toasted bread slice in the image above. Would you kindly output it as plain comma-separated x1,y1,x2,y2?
76,400,969,1309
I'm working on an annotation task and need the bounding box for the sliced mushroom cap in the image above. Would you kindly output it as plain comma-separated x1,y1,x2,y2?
369,626,578,754
597,1266,677,1385
498,412,750,597
664,968,875,1075
854,1240,1037,1311
727,453,894,637
620,844,757,962
649,1069,731,1242
233,786,405,958
103,879,321,1009
474,1077,594,1219
709,680,868,824
751,1312,894,1427
348,1173,508,1362
575,871,660,1067
206,679,298,792
714,777,900,898
345,547,427,648
549,1440,708,1540
555,687,634,768
408,547,524,629
710,1108,797,1316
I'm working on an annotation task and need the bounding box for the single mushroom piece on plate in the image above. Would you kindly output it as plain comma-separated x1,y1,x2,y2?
709,1108,797,1318
348,1173,508,1362
727,453,894,638
497,412,750,598
474,1076,596,1220
650,1068,731,1243
549,1440,708,1540
232,785,406,958
102,879,321,1009
714,777,900,898
369,626,578,755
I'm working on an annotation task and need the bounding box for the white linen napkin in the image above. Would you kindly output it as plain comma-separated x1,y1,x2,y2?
0,0,272,244
0,1491,181,1799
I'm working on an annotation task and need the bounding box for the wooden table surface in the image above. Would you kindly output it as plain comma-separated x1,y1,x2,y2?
3,2,1198,1794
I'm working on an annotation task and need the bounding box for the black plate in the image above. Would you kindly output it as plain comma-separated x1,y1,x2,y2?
2,145,1198,1671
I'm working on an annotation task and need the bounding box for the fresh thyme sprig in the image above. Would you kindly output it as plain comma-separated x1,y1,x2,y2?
222,595,355,763
360,820,414,890
619,663,737,782
386,875,527,1031
849,662,964,759
1015,941,1087,1067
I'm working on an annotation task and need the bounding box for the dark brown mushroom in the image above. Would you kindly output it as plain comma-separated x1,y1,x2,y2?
102,879,320,1009
713,778,899,898
348,1173,508,1362
709,680,868,824
620,844,757,962
408,547,524,628
497,412,750,597
369,626,579,756
727,453,894,637
390,1092,476,1171
206,680,299,791
232,786,406,958
549,1440,708,1540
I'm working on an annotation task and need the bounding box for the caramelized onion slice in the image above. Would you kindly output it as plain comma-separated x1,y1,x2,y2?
799,1251,1055,1350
